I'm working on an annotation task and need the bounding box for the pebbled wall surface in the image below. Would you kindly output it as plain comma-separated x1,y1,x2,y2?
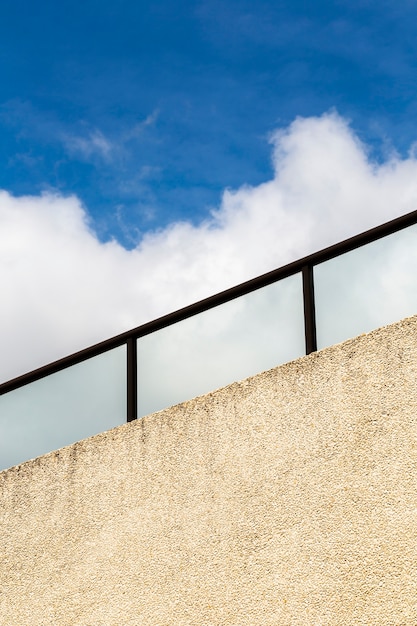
1,316,417,625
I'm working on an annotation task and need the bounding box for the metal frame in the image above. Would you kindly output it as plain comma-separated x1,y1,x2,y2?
2,209,417,421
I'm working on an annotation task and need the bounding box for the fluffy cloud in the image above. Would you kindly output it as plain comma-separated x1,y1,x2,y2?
2,111,417,385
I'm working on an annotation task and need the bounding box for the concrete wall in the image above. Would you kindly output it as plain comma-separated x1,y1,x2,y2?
1,316,417,625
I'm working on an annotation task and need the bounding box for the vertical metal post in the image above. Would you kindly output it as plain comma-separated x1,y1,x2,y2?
126,337,138,422
302,264,317,354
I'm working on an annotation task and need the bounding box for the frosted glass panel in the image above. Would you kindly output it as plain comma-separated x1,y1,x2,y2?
0,346,126,471
315,224,417,349
138,274,304,416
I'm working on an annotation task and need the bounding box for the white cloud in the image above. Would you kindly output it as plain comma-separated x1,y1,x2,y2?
60,110,158,162
122,109,159,142
2,111,417,469
2,111,417,381
61,128,113,160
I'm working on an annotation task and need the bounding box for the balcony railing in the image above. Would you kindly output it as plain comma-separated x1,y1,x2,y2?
1,210,417,470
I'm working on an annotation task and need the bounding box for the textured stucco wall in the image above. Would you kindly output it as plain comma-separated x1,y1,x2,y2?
1,316,417,625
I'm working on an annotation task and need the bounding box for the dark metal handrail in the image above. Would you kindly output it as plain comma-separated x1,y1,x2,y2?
2,209,417,420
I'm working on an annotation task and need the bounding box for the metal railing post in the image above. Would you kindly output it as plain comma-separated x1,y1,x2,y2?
302,264,317,354
126,337,138,421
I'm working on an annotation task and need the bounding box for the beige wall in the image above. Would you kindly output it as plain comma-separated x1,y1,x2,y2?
1,316,417,625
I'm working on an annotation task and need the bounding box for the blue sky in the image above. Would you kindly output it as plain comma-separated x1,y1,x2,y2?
2,0,417,247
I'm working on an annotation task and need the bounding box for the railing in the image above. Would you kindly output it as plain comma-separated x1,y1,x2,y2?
1,210,417,470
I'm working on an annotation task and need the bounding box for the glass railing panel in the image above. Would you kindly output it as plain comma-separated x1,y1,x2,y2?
137,274,304,417
0,346,126,472
314,224,417,349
